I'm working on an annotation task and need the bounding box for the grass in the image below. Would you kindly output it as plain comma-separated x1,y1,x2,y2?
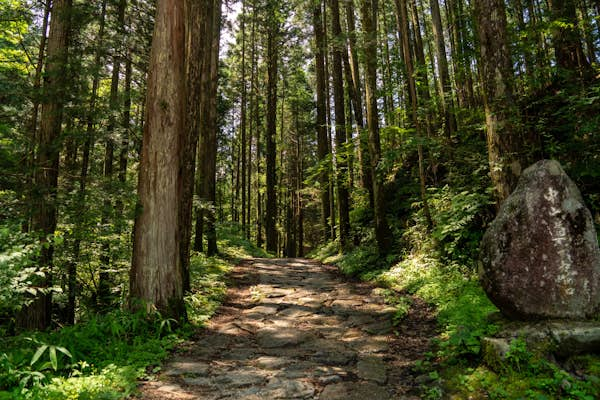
311,225,600,399
0,222,268,399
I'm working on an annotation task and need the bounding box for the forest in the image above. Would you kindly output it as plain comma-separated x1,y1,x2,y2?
1,0,600,398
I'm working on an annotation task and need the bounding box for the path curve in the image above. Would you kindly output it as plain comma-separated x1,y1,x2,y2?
137,258,436,399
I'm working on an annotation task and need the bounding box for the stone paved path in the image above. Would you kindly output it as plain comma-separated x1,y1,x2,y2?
137,258,436,399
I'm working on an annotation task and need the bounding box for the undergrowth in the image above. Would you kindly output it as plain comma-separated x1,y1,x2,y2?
0,222,267,399
311,183,600,399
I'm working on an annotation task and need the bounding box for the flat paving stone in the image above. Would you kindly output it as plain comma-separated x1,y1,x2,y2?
137,258,435,399
357,355,388,384
164,360,209,377
319,382,393,400
256,327,314,348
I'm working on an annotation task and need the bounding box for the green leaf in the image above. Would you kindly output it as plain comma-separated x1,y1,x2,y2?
55,346,72,359
30,344,47,366
49,346,57,370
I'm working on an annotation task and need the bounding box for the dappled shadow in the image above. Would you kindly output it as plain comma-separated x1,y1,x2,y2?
136,257,437,399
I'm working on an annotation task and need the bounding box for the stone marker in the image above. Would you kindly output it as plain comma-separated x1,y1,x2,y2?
479,160,600,319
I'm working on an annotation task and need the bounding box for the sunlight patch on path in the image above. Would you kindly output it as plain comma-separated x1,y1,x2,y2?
137,258,431,399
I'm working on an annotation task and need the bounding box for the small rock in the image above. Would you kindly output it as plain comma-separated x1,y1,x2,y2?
318,375,342,384
182,376,213,387
157,384,185,393
255,356,290,369
362,319,393,335
263,378,315,399
319,382,392,400
245,305,278,315
357,356,387,384
164,361,210,377
214,367,267,387
256,327,313,348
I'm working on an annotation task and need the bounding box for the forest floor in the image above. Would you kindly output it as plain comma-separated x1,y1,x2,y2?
135,258,437,399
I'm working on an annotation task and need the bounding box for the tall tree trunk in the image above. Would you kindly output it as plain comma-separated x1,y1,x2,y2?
65,0,108,320
447,0,474,108
248,3,257,241
240,2,248,236
194,0,221,256
430,0,456,137
265,0,279,253
474,0,522,205
323,1,337,241
130,0,186,319
395,0,433,227
344,0,373,205
330,0,351,250
19,0,72,331
204,0,221,256
296,117,304,257
182,0,205,290
98,0,127,312
24,0,51,233
117,47,132,211
360,0,392,254
313,0,332,241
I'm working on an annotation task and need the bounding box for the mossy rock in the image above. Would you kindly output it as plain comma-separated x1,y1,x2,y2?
481,320,600,371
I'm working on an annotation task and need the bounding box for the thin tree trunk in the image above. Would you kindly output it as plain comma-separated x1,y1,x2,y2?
395,0,433,227
200,0,221,256
475,0,522,205
98,0,127,312
65,0,108,318
430,0,456,137
182,0,205,290
344,1,373,204
360,0,392,254
265,0,279,253
313,0,332,241
240,2,247,235
330,0,351,250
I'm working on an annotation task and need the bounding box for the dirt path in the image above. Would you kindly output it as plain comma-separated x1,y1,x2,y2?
136,258,436,399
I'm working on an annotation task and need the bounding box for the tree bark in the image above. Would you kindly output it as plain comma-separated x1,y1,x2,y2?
182,0,205,290
430,0,456,137
130,0,186,319
19,0,72,330
313,0,332,241
330,0,351,250
360,0,392,254
98,0,127,312
395,0,433,227
265,0,279,253
194,0,221,257
204,0,221,256
240,2,248,236
344,1,373,205
474,0,522,205
24,0,51,233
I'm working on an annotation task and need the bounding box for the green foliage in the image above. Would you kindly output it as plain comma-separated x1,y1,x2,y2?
445,350,600,399
28,340,72,372
0,222,40,325
0,223,267,399
429,185,494,263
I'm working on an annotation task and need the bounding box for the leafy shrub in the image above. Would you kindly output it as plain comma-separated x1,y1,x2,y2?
429,185,494,264
0,224,40,327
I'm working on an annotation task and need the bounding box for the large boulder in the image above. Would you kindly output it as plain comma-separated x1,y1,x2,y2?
479,160,600,319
